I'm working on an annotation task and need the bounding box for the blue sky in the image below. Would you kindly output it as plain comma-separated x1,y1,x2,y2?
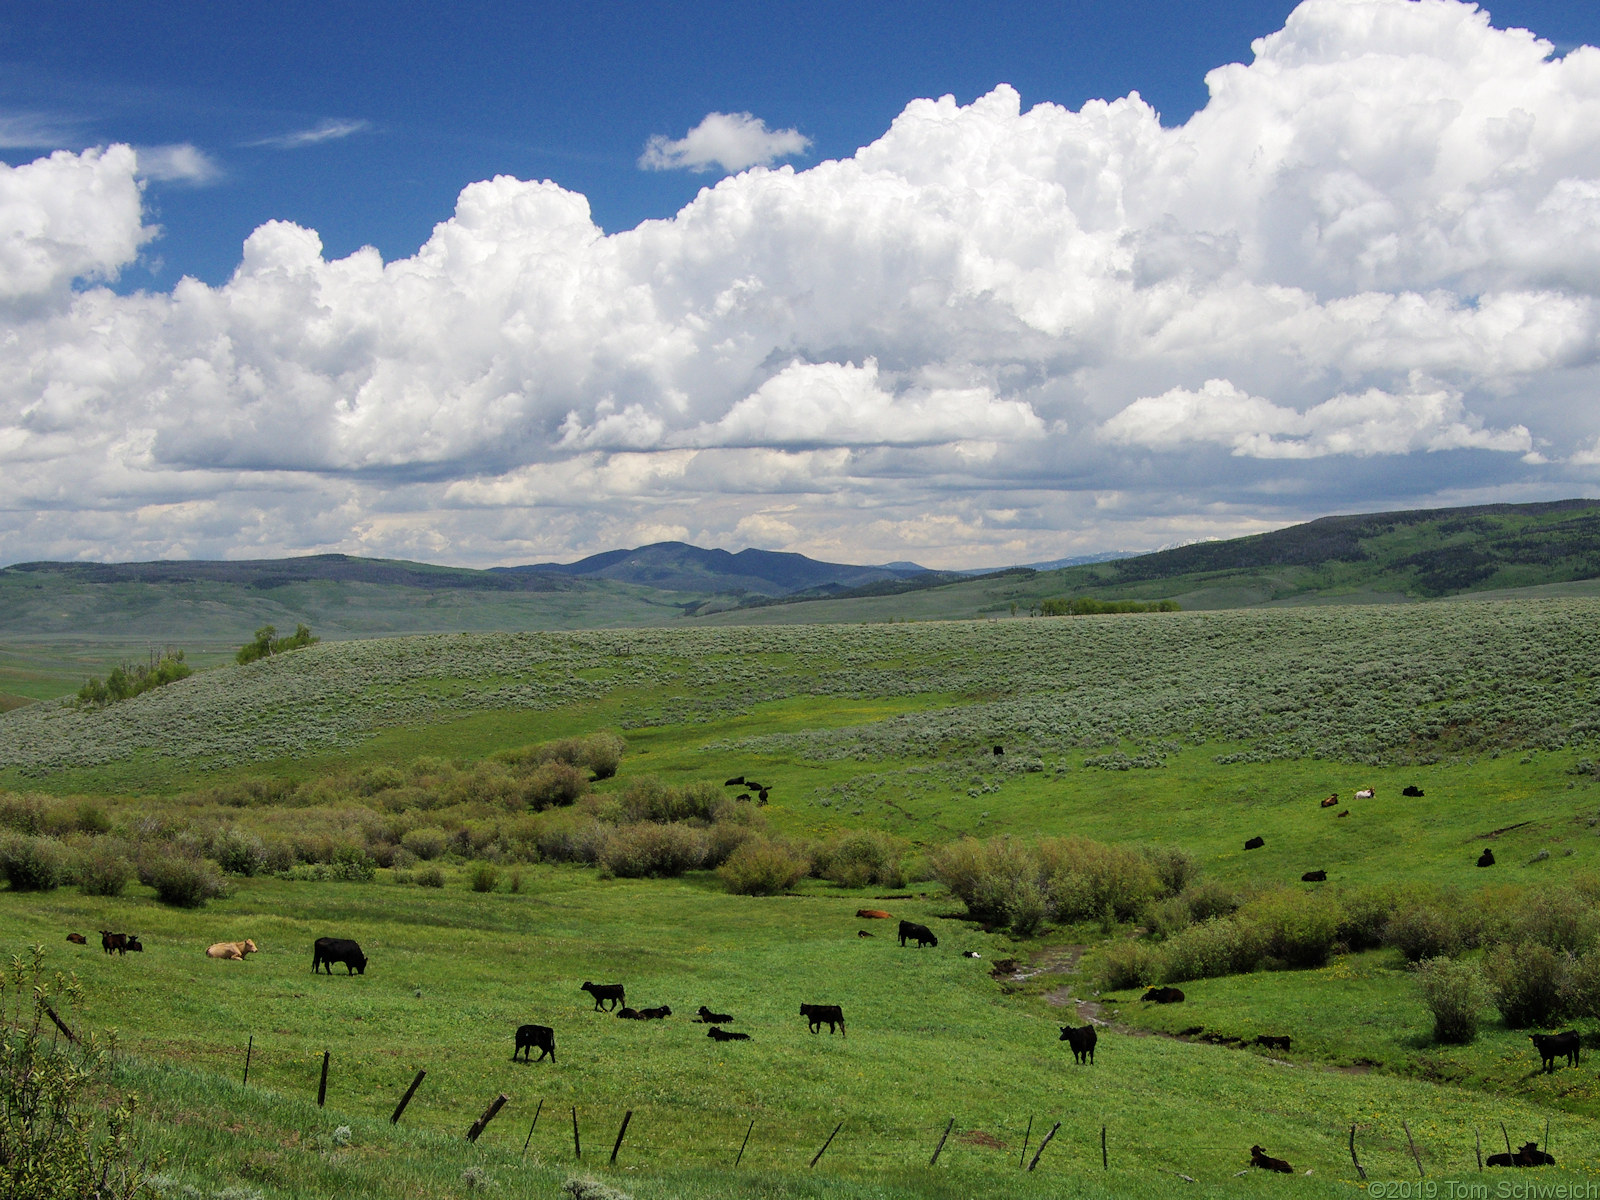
4,0,1600,568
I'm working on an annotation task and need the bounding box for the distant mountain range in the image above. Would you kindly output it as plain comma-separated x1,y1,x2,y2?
3,499,1599,649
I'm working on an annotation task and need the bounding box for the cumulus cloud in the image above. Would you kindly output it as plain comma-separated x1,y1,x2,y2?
135,143,223,184
248,119,371,150
639,112,810,173
5,0,1600,568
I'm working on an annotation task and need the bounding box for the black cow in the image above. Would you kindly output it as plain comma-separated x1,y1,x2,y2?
1250,1146,1293,1174
1478,848,1496,867
858,930,874,938
1059,1024,1097,1064
514,1024,555,1062
736,793,752,802
756,788,769,804
708,1027,750,1042
1531,1030,1580,1072
696,1006,733,1024
637,1005,671,1020
1142,986,1185,1004
616,1007,642,1019
800,1003,845,1035
898,920,938,948
312,937,367,975
724,776,745,786
582,981,625,1011
99,931,128,955
1488,1142,1556,1168
125,935,143,952
993,745,1003,756
1244,836,1265,850
1402,785,1425,797
1255,1035,1292,1052
1301,870,1326,882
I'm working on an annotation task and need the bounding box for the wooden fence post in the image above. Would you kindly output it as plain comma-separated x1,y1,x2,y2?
242,1035,252,1086
1018,1116,1032,1169
930,1118,953,1166
810,1122,842,1168
467,1093,509,1143
42,1002,77,1044
1349,1125,1367,1181
1474,1128,1482,1171
391,1070,426,1125
572,1106,581,1159
610,1110,633,1164
1101,1124,1107,1170
522,1099,544,1157
1402,1119,1424,1177
1501,1122,1513,1157
317,1051,330,1108
1027,1122,1060,1172
734,1119,753,1167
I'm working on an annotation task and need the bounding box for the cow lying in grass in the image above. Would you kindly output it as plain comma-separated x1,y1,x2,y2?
619,1005,671,1020
708,1027,750,1042
1250,1146,1293,1173
1059,1024,1097,1064
1488,1142,1555,1167
514,1024,555,1062
696,1006,733,1024
1142,986,1184,1003
207,939,258,960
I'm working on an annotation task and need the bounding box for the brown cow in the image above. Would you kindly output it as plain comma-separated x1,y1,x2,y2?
206,939,258,960
856,909,892,919
1320,794,1338,808
66,933,87,945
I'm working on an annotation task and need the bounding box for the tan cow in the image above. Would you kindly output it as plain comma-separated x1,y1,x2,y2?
206,939,258,960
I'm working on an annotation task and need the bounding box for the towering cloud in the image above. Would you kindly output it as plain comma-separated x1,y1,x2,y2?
3,0,1600,567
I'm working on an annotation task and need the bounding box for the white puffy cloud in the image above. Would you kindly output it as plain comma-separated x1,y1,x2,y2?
5,0,1600,568
639,112,811,173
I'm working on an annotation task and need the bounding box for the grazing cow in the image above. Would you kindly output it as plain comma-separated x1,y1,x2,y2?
1059,1024,1097,1065
708,1026,750,1042
1301,870,1326,883
898,920,938,948
1402,785,1425,797
1320,794,1338,808
1141,986,1185,1004
99,931,128,955
1250,1146,1294,1174
696,1006,733,1024
1531,1030,1581,1072
1243,836,1264,850
1336,809,1349,818
757,788,770,805
582,981,625,1011
744,781,763,793
800,1003,846,1035
206,939,258,960
637,1005,671,1020
1478,848,1496,868
513,1024,555,1062
312,937,367,975
856,909,893,920
1354,787,1375,799
66,933,87,945
724,776,745,787
1488,1142,1556,1168
125,935,143,952
1254,1035,1292,1052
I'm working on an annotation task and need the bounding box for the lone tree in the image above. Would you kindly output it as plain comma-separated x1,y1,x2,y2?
236,622,319,665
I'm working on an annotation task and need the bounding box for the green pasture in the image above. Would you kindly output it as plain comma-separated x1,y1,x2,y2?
11,870,1600,1199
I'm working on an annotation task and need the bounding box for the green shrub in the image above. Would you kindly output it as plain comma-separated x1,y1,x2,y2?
416,866,446,888
1097,940,1165,990
599,823,708,878
400,826,449,860
1509,887,1600,954
236,623,318,665
523,762,588,810
0,835,68,891
1335,885,1399,951
73,803,111,835
212,828,268,876
1162,916,1264,982
74,845,133,897
470,863,500,892
1138,845,1199,897
535,818,610,865
614,777,720,824
1484,942,1571,1027
1415,956,1488,1043
1038,836,1159,923
1385,904,1465,961
1562,950,1600,1020
719,837,809,896
329,846,376,882
1242,888,1342,968
815,830,907,889
929,837,1037,925
138,855,228,908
